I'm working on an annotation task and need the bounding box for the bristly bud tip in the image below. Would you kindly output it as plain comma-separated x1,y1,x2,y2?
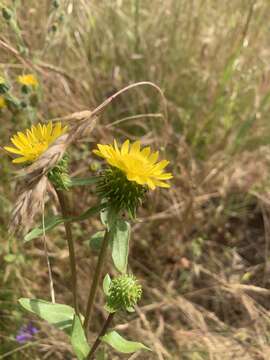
0,77,10,94
2,7,12,21
105,274,142,313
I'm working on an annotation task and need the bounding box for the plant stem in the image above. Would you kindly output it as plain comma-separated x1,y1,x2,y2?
42,209,55,303
84,229,110,331
87,313,114,360
55,189,79,314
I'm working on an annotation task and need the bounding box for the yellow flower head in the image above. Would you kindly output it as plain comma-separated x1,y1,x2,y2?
17,74,38,87
0,96,6,109
93,139,173,190
4,121,68,164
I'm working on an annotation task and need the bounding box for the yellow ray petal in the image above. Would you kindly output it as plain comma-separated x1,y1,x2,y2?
153,160,170,172
11,137,25,150
12,156,28,163
155,172,173,180
147,178,156,190
121,139,130,155
148,151,159,164
93,149,103,157
52,122,61,138
130,140,141,154
141,146,151,157
17,132,29,146
153,180,170,188
4,146,24,155
47,121,53,136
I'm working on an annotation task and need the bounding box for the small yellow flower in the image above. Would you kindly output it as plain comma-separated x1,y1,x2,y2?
93,139,173,190
4,121,68,164
17,74,38,88
0,96,6,109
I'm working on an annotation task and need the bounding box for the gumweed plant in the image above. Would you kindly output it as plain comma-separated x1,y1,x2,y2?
0,73,40,121
5,82,172,359
16,73,40,123
17,73,39,94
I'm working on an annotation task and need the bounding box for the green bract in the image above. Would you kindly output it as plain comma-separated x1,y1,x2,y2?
48,155,71,190
96,167,147,218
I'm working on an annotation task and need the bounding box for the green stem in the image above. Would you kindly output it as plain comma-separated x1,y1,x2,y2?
56,189,79,315
87,313,114,360
84,229,110,331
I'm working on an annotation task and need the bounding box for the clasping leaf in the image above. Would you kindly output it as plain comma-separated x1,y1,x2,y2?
101,330,150,353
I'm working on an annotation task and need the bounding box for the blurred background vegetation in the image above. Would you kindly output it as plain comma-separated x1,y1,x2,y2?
1,0,270,359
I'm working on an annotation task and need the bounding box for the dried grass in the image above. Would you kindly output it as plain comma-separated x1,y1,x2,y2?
2,1,270,359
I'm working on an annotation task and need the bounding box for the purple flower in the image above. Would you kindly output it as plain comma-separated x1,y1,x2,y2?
16,323,38,343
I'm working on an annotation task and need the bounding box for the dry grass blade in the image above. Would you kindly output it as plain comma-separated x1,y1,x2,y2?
10,175,48,234
135,305,170,360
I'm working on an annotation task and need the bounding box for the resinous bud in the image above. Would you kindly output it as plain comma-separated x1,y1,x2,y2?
2,7,12,21
0,77,10,94
106,274,142,313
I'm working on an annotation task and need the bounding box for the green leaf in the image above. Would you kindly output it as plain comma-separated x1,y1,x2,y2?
71,315,90,360
103,274,111,296
100,207,118,231
74,203,106,222
101,331,150,353
100,208,107,227
88,231,105,252
24,204,105,242
233,90,270,151
19,298,76,334
111,220,130,273
69,176,99,187
24,215,63,242
4,254,17,263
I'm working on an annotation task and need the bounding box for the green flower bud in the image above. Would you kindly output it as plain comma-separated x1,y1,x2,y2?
50,23,58,33
0,77,10,94
21,84,30,94
52,0,60,8
48,155,71,190
58,13,64,22
5,93,21,111
106,274,142,313
20,100,28,108
2,7,12,21
96,167,147,218
29,93,39,107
